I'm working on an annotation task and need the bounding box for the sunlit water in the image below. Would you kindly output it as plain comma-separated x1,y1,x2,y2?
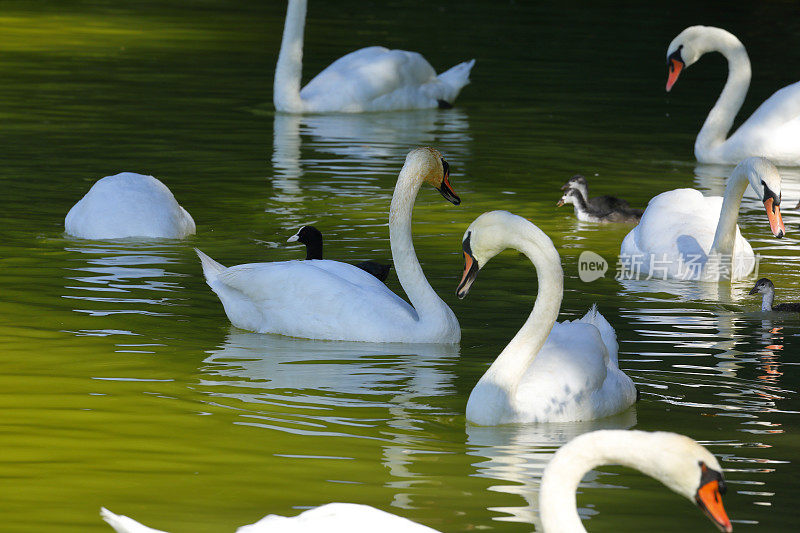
1,1,799,532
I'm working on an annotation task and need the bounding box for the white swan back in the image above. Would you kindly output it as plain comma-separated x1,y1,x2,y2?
65,173,195,239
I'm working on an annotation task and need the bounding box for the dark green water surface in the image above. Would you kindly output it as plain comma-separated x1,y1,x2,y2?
1,1,799,531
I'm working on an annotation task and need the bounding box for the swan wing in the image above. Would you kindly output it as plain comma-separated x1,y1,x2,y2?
577,305,618,365
735,80,800,134
300,47,440,111
237,503,440,532
620,189,721,279
208,260,421,341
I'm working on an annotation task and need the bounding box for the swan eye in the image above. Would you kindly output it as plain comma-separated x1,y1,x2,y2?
668,45,684,66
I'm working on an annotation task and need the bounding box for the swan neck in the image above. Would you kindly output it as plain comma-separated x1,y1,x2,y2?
540,431,670,533
709,167,749,257
696,34,751,157
389,169,450,321
480,221,563,396
274,0,306,113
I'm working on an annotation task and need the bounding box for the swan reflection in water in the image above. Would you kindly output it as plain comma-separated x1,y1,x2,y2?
271,109,471,206
465,411,636,528
62,240,190,336
198,329,459,421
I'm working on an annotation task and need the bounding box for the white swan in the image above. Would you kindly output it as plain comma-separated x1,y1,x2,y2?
666,25,800,165
100,430,732,533
65,172,196,239
456,211,637,425
196,147,460,343
620,157,785,281
540,430,732,532
274,0,475,113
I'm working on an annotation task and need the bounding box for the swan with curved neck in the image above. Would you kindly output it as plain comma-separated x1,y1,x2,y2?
274,0,475,113
196,147,460,342
541,430,732,532
457,211,637,425
666,26,800,165
100,430,732,532
620,157,785,281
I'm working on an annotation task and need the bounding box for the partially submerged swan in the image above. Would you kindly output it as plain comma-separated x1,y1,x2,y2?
666,26,800,165
620,157,785,281
287,225,391,281
558,188,642,223
274,0,475,113
457,211,637,425
749,278,800,312
560,175,637,215
196,147,461,342
65,173,195,239
100,430,731,533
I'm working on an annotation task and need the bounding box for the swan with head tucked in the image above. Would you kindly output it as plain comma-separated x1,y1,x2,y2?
666,25,800,165
274,0,475,113
456,211,637,425
620,157,785,281
65,172,195,239
100,430,731,533
196,147,460,343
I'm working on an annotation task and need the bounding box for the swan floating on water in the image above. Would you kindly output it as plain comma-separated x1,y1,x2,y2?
65,172,195,239
100,430,731,532
456,211,637,425
620,157,785,281
196,147,461,342
666,25,800,165
274,0,475,113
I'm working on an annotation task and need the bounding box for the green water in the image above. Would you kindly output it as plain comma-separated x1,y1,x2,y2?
1,1,799,531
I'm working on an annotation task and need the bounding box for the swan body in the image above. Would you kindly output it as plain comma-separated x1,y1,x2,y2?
667,25,800,165
65,173,195,239
457,211,637,425
274,0,475,113
620,157,785,281
749,277,800,312
558,188,642,223
197,147,460,343
288,225,391,281
100,431,731,533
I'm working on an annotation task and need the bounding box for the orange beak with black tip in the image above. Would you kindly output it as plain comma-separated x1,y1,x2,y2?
437,169,460,205
695,479,732,532
666,57,684,91
764,197,785,238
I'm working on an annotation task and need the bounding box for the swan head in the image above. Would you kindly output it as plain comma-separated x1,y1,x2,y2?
287,225,322,245
556,188,582,208
403,147,460,205
666,25,728,91
635,432,732,532
456,211,524,299
748,277,775,296
735,157,785,238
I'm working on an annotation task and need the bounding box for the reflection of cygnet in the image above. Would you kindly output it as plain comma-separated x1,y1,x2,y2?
65,173,195,239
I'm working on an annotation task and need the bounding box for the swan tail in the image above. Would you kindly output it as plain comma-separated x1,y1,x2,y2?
195,248,227,282
437,59,476,101
580,304,620,366
100,508,168,533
